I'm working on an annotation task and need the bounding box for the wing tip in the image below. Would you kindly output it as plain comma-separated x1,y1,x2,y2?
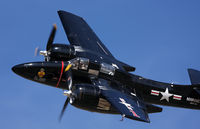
57,10,82,19
125,115,150,123
57,10,67,15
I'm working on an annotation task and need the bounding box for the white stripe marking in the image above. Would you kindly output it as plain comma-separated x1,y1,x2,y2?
96,41,108,55
151,90,160,96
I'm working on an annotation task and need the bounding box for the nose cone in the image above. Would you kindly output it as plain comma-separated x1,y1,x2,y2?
12,64,25,76
12,61,63,81
12,62,37,79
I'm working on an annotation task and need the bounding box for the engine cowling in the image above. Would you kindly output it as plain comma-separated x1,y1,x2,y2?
49,44,76,61
72,84,100,105
70,84,118,114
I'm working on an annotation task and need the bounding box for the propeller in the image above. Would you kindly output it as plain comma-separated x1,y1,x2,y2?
34,24,57,60
46,24,57,51
59,97,70,122
34,47,40,57
59,63,73,122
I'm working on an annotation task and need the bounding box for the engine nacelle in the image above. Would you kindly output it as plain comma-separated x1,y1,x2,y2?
71,84,118,114
49,44,76,61
72,84,100,105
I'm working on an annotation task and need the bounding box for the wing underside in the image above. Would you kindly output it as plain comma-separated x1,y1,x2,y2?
92,79,150,123
100,87,150,122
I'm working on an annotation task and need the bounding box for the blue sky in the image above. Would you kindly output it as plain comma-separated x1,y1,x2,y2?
1,0,200,129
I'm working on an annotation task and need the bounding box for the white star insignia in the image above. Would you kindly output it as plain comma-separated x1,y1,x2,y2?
160,88,173,102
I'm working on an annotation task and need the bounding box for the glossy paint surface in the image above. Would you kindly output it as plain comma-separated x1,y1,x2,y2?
2,0,200,129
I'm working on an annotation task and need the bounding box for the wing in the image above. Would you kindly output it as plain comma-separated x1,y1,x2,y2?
58,10,114,58
92,79,150,123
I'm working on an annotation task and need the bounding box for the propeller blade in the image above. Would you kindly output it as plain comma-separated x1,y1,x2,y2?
59,97,70,122
34,47,40,57
46,24,57,51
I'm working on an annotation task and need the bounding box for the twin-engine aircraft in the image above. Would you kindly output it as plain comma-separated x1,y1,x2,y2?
12,10,200,123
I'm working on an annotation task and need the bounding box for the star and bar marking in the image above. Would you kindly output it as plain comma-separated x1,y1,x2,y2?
151,88,182,102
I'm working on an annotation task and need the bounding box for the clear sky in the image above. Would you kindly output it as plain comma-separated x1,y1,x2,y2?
1,0,200,129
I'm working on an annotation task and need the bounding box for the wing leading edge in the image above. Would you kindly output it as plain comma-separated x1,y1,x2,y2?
58,10,114,58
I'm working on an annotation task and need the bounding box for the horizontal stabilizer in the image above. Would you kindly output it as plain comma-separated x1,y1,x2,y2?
188,69,200,85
